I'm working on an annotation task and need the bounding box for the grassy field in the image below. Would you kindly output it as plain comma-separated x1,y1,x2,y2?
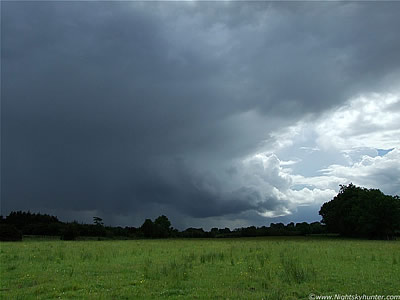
1,237,399,299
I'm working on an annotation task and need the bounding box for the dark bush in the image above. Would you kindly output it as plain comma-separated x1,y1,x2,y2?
0,224,22,241
61,223,80,240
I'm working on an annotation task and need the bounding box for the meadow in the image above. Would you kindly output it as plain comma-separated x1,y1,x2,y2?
1,237,399,299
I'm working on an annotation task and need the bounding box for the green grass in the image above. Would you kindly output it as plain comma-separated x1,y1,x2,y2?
1,237,399,299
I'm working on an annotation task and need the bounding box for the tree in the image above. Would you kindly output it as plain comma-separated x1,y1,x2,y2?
210,227,219,237
154,215,172,238
319,184,400,239
93,217,104,227
140,219,155,238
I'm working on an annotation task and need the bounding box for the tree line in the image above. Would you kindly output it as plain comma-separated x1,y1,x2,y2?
0,211,327,241
1,184,399,241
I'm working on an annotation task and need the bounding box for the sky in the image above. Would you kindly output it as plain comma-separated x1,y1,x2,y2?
1,1,400,230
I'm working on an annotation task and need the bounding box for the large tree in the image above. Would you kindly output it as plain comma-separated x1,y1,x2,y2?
154,215,172,238
140,219,155,238
319,184,400,239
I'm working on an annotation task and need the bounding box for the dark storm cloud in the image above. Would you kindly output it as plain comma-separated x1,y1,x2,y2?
2,2,400,225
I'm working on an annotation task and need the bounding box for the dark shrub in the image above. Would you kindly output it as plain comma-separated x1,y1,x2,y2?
61,223,80,240
0,224,22,241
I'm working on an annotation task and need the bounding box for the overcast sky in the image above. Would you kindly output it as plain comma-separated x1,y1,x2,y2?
1,1,399,229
